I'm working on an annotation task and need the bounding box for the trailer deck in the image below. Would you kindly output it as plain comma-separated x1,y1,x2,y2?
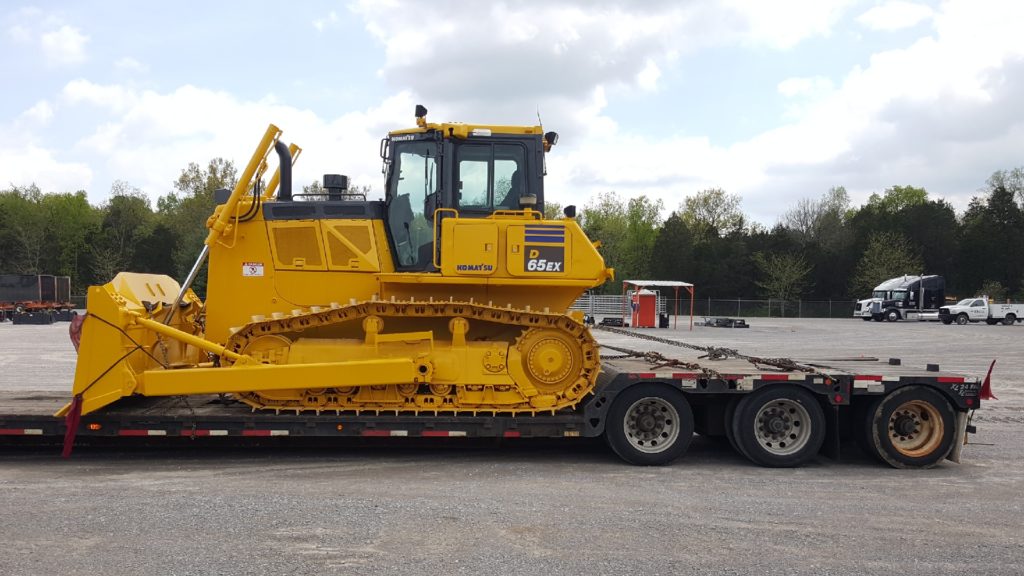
0,356,982,447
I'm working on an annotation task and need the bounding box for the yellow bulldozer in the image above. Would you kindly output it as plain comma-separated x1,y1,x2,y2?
61,106,613,418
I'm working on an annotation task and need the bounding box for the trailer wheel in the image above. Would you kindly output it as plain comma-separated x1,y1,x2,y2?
954,313,970,325
731,386,825,468
868,386,956,469
885,309,901,322
606,384,694,466
1003,314,1017,326
940,317,953,325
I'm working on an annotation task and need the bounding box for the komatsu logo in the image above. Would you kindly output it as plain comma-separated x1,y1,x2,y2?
457,263,494,272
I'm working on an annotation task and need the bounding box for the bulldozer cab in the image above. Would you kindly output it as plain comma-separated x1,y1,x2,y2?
382,107,549,271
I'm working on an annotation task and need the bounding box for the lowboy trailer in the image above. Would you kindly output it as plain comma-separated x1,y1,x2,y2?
0,354,989,469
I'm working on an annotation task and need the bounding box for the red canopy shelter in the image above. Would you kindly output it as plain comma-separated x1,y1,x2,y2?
621,280,695,331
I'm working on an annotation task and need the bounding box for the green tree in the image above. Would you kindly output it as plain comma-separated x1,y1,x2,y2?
753,252,813,300
0,185,47,273
40,191,101,287
849,231,925,297
680,188,744,239
543,201,563,220
650,213,694,282
88,188,155,283
579,191,628,292
621,196,664,280
986,167,1024,207
978,280,1008,302
157,158,238,291
956,179,1024,296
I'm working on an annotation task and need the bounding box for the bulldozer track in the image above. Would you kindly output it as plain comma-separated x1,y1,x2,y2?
222,299,600,415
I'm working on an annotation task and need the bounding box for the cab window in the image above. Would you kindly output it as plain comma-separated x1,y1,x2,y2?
456,143,526,211
387,141,438,270
971,300,985,307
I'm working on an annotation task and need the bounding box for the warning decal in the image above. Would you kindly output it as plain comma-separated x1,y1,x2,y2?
242,262,264,277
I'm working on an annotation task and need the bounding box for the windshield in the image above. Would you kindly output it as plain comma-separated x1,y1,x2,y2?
387,140,439,269
955,298,974,306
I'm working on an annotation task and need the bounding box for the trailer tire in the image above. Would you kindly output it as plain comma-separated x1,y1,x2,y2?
885,309,901,322
940,317,953,325
731,386,825,468
606,384,694,466
955,313,970,325
723,396,743,455
1003,314,1016,326
853,398,884,463
868,386,956,469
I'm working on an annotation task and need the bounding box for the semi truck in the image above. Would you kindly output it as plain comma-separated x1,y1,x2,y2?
939,297,1024,325
853,275,945,322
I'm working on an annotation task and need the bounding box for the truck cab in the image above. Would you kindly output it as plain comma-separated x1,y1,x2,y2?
939,297,1024,325
853,275,945,322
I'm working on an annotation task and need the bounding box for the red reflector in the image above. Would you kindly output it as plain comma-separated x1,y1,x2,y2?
421,430,450,437
834,394,843,403
966,398,974,406
503,430,521,438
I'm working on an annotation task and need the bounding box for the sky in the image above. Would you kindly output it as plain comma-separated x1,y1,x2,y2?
2,0,1023,225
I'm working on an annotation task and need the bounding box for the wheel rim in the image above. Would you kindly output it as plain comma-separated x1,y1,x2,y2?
887,400,944,457
623,397,680,454
752,399,812,456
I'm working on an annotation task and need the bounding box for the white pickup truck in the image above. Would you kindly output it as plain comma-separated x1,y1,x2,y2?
938,297,1024,325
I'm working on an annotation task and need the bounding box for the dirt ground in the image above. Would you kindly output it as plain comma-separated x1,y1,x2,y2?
1,317,1022,575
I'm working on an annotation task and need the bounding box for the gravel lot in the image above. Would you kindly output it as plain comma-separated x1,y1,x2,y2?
1,318,1022,575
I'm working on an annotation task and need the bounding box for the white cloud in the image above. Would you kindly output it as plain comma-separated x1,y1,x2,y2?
350,0,855,138
8,24,32,43
777,76,835,98
19,100,54,124
636,59,661,91
857,1,934,32
114,56,148,73
312,11,338,32
0,144,92,192
724,0,858,49
40,24,89,65
62,79,139,113
44,80,415,202
533,0,1024,223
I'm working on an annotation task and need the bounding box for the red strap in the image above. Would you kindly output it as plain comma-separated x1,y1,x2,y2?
980,359,998,401
69,312,86,352
62,395,83,458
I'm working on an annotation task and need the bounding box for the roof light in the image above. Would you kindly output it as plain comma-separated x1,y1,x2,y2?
470,128,492,136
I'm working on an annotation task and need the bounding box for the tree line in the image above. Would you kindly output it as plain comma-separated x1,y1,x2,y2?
567,167,1024,301
1,159,1022,301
